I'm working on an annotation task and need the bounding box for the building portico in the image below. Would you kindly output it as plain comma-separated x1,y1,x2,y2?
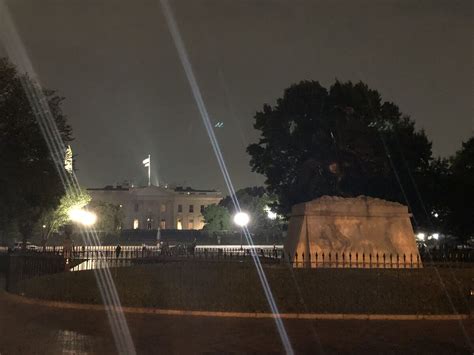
87,184,222,230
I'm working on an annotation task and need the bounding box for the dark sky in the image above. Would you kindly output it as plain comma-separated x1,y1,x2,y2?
3,0,473,193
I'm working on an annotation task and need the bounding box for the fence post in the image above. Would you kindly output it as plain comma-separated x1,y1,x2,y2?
342,252,345,268
403,254,406,269
376,253,379,268
322,253,325,268
315,252,318,268
362,253,365,268
410,253,413,268
329,252,332,268
5,254,10,292
369,253,372,268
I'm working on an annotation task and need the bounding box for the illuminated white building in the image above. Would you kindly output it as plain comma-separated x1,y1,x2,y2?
87,184,222,230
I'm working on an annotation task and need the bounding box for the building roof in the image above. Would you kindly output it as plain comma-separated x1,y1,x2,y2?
87,185,130,191
87,184,221,195
174,186,220,194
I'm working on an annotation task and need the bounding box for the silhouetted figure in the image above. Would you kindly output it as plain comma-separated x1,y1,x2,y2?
190,238,197,255
115,244,122,258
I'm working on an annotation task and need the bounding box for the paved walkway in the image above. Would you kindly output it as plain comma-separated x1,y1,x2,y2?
0,290,472,354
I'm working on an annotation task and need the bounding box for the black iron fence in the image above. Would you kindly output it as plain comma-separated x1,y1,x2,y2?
67,248,473,270
43,245,161,259
290,251,422,268
40,245,281,260
4,253,65,291
289,249,474,268
1,246,472,287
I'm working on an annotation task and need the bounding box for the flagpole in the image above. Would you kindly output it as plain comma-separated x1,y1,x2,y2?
148,154,151,186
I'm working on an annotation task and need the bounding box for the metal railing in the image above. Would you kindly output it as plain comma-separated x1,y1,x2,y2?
289,250,474,268
290,251,422,268
2,246,472,281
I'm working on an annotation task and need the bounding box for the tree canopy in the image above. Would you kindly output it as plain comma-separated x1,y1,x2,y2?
247,80,433,222
444,137,474,240
203,187,283,242
219,187,281,236
201,204,231,232
0,57,73,243
43,189,91,232
90,201,124,236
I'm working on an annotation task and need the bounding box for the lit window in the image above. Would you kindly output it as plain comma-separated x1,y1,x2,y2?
177,218,182,230
189,205,194,213
178,204,182,213
188,219,194,229
161,204,166,212
196,219,205,229
160,219,166,229
133,219,139,229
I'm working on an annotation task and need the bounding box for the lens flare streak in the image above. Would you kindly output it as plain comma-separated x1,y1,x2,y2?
0,2,136,354
159,1,294,353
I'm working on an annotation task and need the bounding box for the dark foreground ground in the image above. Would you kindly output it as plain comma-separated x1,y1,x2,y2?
11,263,474,314
0,290,472,355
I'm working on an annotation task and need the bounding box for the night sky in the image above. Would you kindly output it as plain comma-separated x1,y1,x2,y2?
2,0,473,193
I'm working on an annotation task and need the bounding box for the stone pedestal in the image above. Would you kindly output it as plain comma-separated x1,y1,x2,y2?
284,196,421,268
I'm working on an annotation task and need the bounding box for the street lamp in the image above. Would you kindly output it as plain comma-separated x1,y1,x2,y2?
68,207,97,226
233,212,249,249
41,224,47,251
64,207,97,268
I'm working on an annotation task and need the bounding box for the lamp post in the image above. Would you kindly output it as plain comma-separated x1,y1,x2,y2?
233,212,249,250
264,205,278,244
66,207,97,269
41,224,47,251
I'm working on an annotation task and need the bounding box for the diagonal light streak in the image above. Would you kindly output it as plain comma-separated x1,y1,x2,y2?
159,1,294,353
0,2,136,354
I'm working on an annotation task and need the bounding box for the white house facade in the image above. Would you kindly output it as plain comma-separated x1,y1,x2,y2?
87,185,222,230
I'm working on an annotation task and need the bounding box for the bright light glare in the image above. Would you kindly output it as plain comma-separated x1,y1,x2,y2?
69,207,97,226
416,233,425,241
233,212,250,227
432,233,440,240
264,205,277,220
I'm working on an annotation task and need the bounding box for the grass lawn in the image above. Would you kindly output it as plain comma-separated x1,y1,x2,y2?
11,262,473,314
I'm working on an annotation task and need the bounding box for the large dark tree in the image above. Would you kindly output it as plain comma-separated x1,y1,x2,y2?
444,137,474,241
219,187,282,240
247,80,433,223
202,204,231,232
0,57,73,244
